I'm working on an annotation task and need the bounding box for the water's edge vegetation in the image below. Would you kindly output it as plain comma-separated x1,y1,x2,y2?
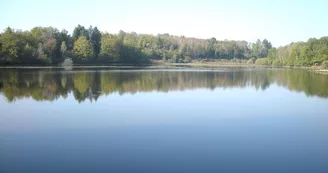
1,25,328,69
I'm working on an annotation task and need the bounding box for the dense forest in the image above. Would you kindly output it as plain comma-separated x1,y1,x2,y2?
0,25,327,67
1,69,328,103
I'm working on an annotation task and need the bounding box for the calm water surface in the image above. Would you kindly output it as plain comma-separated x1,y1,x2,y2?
1,68,328,173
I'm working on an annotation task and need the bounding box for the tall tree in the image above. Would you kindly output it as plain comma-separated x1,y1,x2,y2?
99,34,120,62
73,36,93,61
72,25,88,41
88,26,101,58
0,27,25,63
60,41,67,56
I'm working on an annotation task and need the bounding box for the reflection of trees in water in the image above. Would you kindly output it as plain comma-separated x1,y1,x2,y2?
0,68,327,103
274,69,328,97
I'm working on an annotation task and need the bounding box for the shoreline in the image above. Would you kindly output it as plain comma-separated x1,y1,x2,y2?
0,64,273,70
0,62,324,71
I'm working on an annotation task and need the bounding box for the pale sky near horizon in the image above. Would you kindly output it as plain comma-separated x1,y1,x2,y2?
0,0,327,46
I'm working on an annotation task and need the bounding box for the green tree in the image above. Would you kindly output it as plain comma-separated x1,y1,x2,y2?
60,41,67,56
88,26,101,57
1,25,328,67
0,34,3,58
0,27,22,62
73,36,93,61
99,34,120,62
260,39,272,57
37,43,51,63
162,53,167,61
72,25,88,41
251,39,264,58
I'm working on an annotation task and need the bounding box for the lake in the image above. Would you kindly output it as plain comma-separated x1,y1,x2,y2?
1,67,328,173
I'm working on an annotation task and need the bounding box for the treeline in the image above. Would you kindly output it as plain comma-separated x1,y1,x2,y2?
1,69,328,102
254,37,328,67
0,25,327,67
0,26,149,65
0,25,275,65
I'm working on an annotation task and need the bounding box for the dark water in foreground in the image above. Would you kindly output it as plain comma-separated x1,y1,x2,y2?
1,68,328,173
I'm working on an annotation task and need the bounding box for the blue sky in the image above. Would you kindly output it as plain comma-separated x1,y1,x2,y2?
1,0,327,46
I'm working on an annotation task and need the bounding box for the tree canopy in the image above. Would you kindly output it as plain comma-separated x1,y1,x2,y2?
0,25,327,66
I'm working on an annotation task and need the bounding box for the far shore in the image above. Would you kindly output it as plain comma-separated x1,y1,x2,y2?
0,63,276,69
0,60,325,72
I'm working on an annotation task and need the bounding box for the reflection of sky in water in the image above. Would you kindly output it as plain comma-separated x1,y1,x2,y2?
1,69,328,173
1,84,328,132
